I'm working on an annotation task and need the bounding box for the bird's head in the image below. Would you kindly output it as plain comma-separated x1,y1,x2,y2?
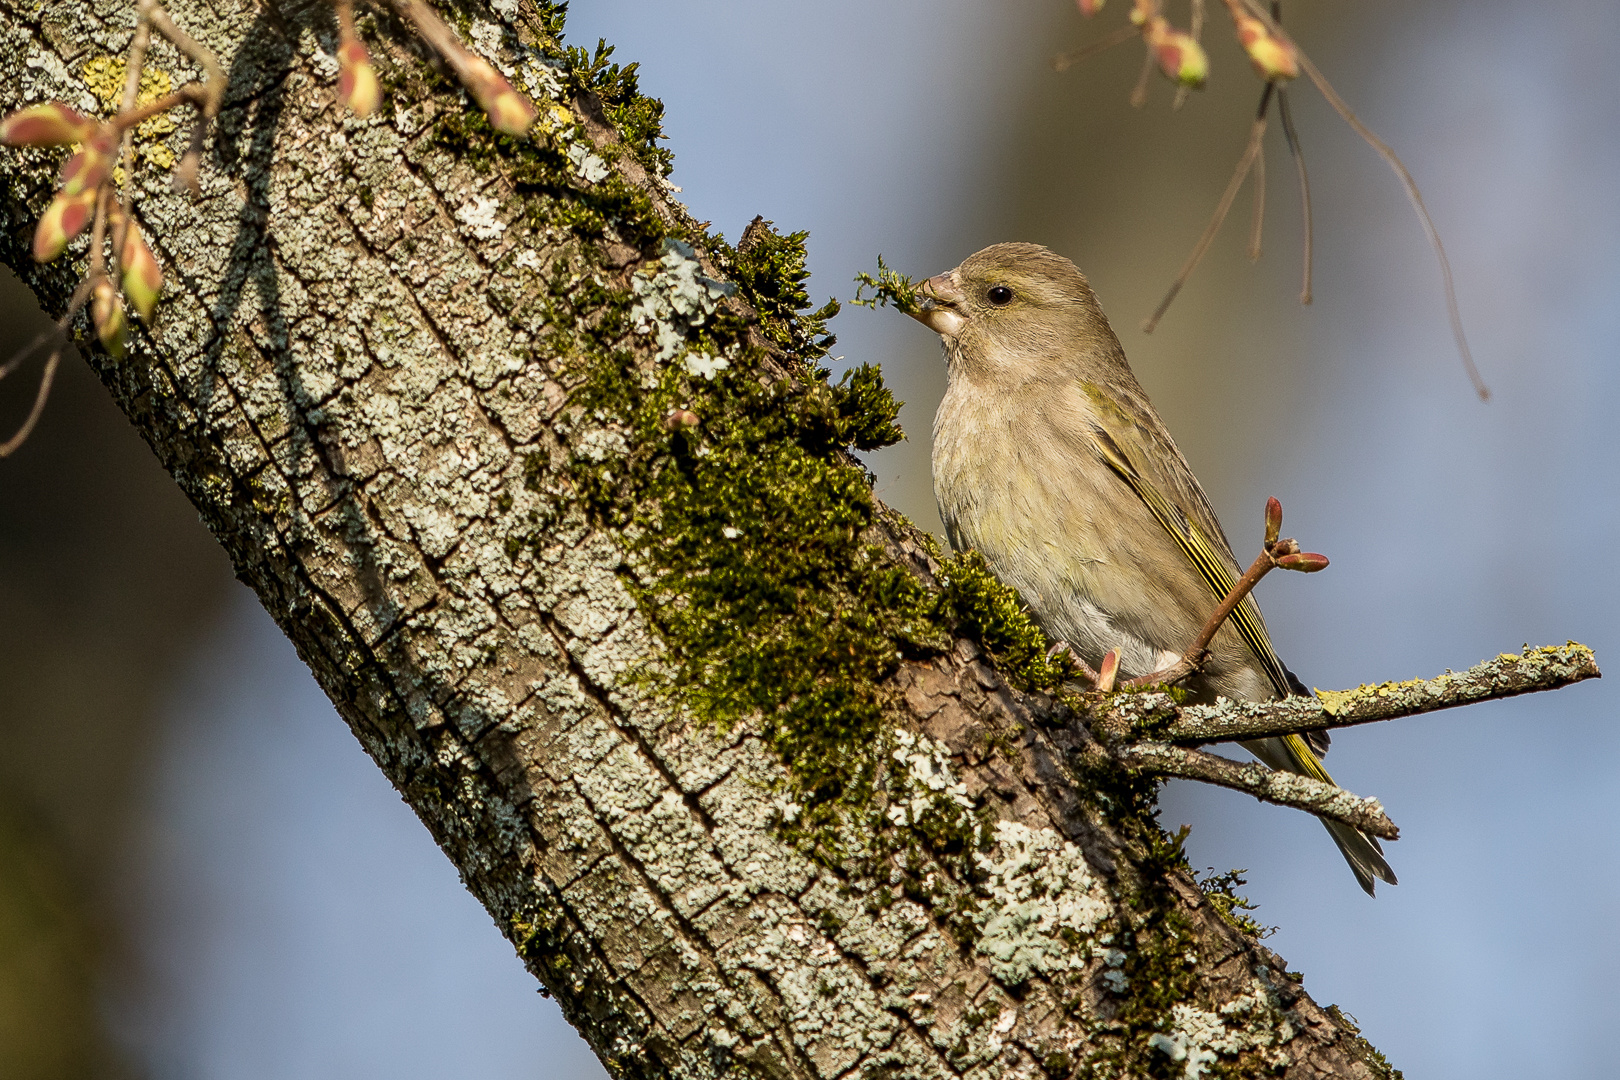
910,242,1124,387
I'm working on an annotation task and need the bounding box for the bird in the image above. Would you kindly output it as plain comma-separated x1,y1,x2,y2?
908,241,1395,895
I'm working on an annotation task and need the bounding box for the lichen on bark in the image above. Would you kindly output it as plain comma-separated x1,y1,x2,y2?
0,0,1413,1076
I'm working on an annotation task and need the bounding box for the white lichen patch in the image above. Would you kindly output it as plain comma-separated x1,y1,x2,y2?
567,141,610,185
684,352,730,381
630,240,736,361
972,820,1112,985
885,729,973,827
1146,976,1298,1079
456,195,507,240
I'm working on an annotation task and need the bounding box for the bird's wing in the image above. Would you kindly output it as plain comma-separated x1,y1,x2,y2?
1083,420,1295,701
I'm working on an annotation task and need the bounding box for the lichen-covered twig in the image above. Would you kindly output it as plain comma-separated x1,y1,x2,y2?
1163,644,1600,745
1118,740,1399,838
1088,643,1597,836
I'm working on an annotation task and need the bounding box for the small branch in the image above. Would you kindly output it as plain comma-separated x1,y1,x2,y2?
1171,0,1205,110
1276,86,1312,303
1123,496,1322,690
137,0,225,194
1142,109,1268,333
0,279,92,457
1119,740,1399,839
1051,23,1138,72
1158,644,1600,744
1248,120,1265,260
1124,547,1272,688
1238,0,1486,400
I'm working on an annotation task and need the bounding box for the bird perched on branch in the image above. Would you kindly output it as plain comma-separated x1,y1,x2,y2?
909,241,1395,895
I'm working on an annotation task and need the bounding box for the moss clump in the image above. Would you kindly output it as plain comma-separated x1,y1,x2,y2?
1195,868,1275,941
938,550,1073,691
560,39,674,177
1324,1007,1405,1080
723,218,839,358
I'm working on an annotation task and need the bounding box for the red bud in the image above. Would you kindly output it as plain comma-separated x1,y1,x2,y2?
1275,552,1329,573
1096,647,1121,692
1223,2,1299,82
1137,13,1209,89
92,278,127,358
337,39,381,118
460,55,537,136
32,187,97,262
1264,497,1282,545
119,218,163,323
1076,0,1106,15
0,102,97,146
57,125,117,197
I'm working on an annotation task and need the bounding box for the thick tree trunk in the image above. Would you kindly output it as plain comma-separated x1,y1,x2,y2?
0,0,1401,1076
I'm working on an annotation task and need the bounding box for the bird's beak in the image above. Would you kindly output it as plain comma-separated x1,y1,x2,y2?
910,272,968,338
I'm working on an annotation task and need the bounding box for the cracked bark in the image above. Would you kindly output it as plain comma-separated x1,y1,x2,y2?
1,0,1409,1077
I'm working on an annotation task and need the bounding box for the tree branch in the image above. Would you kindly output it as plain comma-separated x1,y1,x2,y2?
1117,740,1399,839
1153,644,1598,744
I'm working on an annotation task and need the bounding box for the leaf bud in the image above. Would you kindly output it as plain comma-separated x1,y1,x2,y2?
119,218,164,323
1264,496,1282,545
92,278,127,358
337,38,381,118
1223,1,1299,82
1275,552,1329,573
32,187,97,262
461,55,537,137
57,125,118,197
1147,23,1209,89
1096,647,1121,692
0,102,97,147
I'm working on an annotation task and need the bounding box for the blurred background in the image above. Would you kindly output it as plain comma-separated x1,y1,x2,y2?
1,0,1615,1076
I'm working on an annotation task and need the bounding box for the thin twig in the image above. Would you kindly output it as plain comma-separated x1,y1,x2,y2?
1276,87,1312,303
1248,129,1265,259
1129,48,1155,108
137,0,224,195
1239,0,1486,399
0,279,92,458
1051,23,1139,71
1118,741,1399,838
116,19,151,216
1142,112,1268,333
1123,547,1274,689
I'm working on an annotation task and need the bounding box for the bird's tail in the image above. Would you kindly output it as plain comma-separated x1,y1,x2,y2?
1240,733,1397,897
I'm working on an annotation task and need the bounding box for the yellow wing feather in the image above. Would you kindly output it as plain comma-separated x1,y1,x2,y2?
1086,425,1294,699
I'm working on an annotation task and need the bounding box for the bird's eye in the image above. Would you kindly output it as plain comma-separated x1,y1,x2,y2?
987,285,1014,306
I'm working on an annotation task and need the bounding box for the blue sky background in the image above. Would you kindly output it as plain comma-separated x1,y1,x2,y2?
111,2,1619,1077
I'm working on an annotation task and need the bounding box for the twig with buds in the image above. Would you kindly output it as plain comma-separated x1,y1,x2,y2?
1059,0,1485,399
1121,496,1324,690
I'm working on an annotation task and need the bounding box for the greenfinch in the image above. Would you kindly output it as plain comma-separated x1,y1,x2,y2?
910,242,1395,895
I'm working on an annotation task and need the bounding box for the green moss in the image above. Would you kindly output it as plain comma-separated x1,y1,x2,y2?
559,38,674,177
937,550,1073,691
723,219,839,358
1324,1007,1405,1080
1195,868,1275,941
